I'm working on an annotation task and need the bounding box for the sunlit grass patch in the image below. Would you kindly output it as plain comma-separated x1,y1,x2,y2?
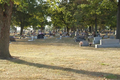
101,63,109,66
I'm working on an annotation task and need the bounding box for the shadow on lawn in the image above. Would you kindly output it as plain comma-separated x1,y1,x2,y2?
8,57,120,79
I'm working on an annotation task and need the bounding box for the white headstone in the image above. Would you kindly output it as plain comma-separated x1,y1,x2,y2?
60,36,62,39
28,36,34,41
115,31,116,35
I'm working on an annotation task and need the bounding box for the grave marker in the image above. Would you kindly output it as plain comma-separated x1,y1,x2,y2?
93,37,102,44
79,41,89,46
95,39,120,48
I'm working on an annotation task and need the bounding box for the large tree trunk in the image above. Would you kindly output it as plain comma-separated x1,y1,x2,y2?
0,1,13,59
116,1,120,39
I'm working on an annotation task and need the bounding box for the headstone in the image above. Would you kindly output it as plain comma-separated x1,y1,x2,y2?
28,36,34,41
49,31,51,36
28,39,33,41
60,36,62,39
52,33,55,36
44,36,47,39
103,35,108,39
79,41,89,46
88,35,93,39
9,36,16,41
62,32,67,37
34,36,37,39
88,35,93,42
71,32,75,37
115,31,116,35
75,31,79,37
95,39,120,48
37,34,44,39
75,36,85,42
109,35,115,39
97,33,100,37
93,37,102,44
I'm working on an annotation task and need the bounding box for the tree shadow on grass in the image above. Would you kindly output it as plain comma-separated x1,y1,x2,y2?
8,57,120,79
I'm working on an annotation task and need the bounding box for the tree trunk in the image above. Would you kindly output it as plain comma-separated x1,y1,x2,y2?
41,25,43,32
20,24,24,36
95,17,97,34
66,26,69,36
0,1,13,59
116,1,120,39
89,26,91,33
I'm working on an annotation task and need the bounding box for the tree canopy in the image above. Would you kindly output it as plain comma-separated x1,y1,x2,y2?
48,0,118,34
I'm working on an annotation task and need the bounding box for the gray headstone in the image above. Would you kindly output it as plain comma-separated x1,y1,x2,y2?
93,37,102,44
100,39,119,45
9,36,16,41
88,35,93,39
79,41,89,46
103,35,108,39
95,39,120,48
109,36,115,39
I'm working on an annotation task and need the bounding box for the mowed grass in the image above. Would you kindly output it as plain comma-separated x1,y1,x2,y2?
0,37,120,80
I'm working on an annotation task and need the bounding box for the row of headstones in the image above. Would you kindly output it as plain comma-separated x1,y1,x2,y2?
93,35,115,44
102,35,115,39
95,39,120,48
79,36,120,48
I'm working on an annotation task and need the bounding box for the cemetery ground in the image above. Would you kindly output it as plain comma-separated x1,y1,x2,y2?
0,37,120,80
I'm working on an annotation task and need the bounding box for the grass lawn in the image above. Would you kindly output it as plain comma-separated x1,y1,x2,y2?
0,37,120,80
